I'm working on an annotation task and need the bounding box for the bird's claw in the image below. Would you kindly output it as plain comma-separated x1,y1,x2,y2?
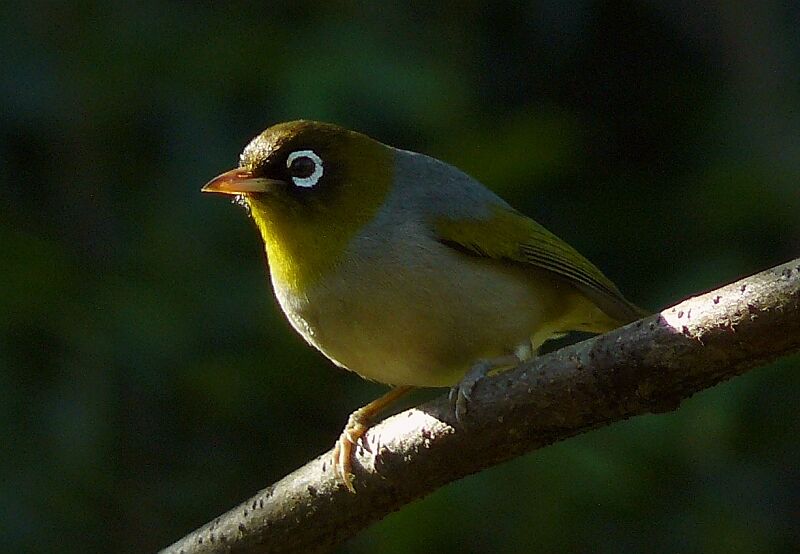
329,386,412,493
331,412,368,493
449,360,492,422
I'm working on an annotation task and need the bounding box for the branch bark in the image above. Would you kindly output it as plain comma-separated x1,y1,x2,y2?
162,258,800,554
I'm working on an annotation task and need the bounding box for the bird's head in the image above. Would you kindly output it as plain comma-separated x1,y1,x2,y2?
203,120,393,292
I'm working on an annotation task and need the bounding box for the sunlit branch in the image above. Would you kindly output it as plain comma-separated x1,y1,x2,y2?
162,258,800,554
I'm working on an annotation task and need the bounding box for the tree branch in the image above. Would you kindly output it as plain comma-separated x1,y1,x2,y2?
162,258,800,554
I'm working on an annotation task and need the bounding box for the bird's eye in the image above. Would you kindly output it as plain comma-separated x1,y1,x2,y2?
286,150,323,188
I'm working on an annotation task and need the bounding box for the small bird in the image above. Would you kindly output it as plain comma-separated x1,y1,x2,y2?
203,120,645,492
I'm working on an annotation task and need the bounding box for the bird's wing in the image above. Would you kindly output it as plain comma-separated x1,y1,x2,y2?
434,206,647,324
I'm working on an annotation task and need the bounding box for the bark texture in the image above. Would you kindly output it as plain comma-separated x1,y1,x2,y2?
162,258,800,554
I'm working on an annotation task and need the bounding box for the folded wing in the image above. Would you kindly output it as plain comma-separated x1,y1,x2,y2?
434,206,647,325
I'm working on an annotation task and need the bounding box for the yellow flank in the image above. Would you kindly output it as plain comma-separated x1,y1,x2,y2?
247,135,393,294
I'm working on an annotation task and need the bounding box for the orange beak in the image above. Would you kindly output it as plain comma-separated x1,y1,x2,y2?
201,168,287,195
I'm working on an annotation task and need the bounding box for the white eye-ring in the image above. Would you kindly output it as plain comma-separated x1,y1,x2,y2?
286,149,323,188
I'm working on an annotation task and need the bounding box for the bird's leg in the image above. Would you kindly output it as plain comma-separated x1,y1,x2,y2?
332,385,413,492
449,353,522,422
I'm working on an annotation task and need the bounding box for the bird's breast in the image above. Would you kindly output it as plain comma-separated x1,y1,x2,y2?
271,222,574,387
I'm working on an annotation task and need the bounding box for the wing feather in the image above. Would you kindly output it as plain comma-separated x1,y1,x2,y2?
434,206,646,324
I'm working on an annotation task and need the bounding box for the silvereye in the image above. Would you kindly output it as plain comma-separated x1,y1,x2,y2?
203,120,645,492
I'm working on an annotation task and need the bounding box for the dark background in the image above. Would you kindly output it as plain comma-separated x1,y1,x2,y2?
2,2,799,552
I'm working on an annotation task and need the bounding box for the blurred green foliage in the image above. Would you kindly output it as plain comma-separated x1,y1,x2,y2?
2,2,799,553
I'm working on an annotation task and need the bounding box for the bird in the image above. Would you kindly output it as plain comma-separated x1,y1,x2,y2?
203,120,645,492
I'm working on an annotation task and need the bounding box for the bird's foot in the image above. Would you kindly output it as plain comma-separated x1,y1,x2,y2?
449,354,521,422
330,386,412,493
449,360,491,422
332,410,369,493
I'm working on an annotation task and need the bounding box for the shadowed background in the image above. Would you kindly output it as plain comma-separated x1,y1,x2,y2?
2,2,799,552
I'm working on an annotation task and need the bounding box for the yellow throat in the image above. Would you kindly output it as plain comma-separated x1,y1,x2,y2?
243,125,393,294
